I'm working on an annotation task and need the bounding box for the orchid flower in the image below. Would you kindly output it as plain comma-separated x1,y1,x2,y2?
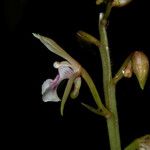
33,33,111,117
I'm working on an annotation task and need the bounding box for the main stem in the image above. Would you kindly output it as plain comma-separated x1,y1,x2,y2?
99,8,121,150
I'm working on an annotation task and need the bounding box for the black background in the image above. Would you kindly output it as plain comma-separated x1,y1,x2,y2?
4,0,150,149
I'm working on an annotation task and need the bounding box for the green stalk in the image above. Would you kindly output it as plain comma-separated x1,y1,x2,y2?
103,1,113,21
98,2,121,150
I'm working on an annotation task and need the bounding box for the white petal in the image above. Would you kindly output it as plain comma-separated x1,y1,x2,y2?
42,79,52,95
42,88,60,102
59,65,74,80
42,78,61,102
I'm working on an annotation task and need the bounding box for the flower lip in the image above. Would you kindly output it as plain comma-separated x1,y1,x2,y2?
42,78,61,102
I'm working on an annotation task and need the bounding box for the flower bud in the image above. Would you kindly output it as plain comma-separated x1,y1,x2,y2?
112,0,132,7
125,135,150,150
138,135,150,150
132,51,149,90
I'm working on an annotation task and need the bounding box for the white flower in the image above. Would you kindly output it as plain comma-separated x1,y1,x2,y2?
33,33,82,103
33,33,111,117
42,61,81,102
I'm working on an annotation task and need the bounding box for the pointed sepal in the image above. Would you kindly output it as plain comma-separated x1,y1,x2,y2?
77,31,100,47
60,74,77,116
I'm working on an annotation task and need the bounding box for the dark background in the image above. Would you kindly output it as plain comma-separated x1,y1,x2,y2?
4,0,150,149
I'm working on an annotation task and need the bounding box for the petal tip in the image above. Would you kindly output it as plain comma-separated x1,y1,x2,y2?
139,78,146,90
42,95,61,102
32,33,41,39
60,107,64,116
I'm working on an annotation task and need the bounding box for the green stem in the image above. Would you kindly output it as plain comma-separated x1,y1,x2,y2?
106,84,121,150
103,1,113,21
98,3,121,150
99,17,112,108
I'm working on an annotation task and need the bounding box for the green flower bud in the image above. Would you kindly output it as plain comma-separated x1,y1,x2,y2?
132,51,149,90
138,135,150,150
125,134,150,150
112,0,132,7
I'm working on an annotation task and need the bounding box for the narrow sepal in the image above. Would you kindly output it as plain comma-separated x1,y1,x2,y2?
81,102,107,117
60,74,77,116
77,31,100,47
